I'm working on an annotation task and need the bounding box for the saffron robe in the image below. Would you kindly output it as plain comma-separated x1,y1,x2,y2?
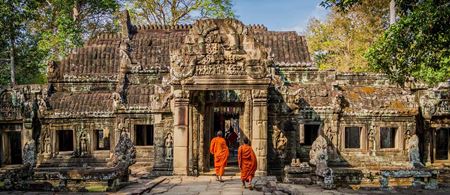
210,136,229,176
238,144,257,182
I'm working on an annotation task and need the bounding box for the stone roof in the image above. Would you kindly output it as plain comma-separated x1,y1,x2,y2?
47,92,114,117
253,31,311,67
125,84,171,111
50,20,312,83
52,33,122,82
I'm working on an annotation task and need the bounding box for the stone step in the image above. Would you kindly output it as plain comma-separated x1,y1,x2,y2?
201,166,241,176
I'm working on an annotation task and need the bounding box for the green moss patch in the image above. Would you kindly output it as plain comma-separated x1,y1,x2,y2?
85,185,108,192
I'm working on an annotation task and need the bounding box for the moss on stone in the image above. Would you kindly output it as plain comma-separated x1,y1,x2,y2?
360,86,376,94
85,185,108,192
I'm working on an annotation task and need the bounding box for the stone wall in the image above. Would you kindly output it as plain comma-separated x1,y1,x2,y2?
0,16,449,191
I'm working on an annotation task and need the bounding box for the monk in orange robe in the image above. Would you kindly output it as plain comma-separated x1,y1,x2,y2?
238,137,257,190
210,131,229,182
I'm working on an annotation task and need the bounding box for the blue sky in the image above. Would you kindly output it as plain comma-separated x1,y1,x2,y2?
234,0,329,34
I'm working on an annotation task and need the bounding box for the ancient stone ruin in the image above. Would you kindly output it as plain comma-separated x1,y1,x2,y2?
0,11,449,191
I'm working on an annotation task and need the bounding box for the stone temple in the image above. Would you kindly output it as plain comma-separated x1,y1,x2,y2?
0,11,449,191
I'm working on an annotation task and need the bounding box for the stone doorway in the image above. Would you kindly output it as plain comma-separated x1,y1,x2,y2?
1,131,22,165
209,103,244,170
172,89,268,176
435,128,450,161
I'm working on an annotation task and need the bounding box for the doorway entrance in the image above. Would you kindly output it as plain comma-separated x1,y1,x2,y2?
210,104,243,168
1,131,22,165
172,88,269,176
436,128,450,160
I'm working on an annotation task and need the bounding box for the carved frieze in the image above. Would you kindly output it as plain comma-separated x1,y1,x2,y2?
0,89,25,120
170,19,271,82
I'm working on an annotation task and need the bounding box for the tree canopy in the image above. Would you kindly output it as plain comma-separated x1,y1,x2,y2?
127,0,235,25
366,0,450,84
321,0,450,84
306,0,389,72
0,0,235,86
0,0,44,85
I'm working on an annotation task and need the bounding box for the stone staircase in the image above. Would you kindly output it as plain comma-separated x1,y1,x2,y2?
438,167,450,187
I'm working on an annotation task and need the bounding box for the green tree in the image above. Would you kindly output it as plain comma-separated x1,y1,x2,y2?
0,0,44,86
32,0,119,62
366,0,450,84
126,0,235,25
323,0,450,84
306,0,390,72
0,0,120,86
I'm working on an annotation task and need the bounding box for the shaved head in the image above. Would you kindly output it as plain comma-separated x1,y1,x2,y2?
243,137,249,144
217,131,223,137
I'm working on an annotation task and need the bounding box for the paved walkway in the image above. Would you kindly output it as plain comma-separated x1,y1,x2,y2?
146,176,338,195
147,176,262,195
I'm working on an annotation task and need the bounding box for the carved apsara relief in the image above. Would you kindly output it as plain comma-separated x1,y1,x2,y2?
272,125,288,155
164,132,174,161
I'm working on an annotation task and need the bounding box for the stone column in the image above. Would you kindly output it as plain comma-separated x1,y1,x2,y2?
173,90,190,175
252,89,268,176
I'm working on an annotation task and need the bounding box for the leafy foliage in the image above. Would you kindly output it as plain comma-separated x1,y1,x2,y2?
366,0,450,84
322,0,450,84
306,0,389,72
0,0,44,85
0,0,235,86
126,0,235,25
32,0,119,62
320,0,361,12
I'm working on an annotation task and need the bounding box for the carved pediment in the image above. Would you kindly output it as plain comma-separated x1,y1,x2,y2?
0,90,23,120
170,19,272,82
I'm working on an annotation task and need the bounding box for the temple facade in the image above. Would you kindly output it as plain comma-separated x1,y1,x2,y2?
0,12,449,191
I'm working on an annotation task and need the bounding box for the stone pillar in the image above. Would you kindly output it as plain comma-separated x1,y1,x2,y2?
425,121,433,166
252,89,268,176
173,90,190,175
